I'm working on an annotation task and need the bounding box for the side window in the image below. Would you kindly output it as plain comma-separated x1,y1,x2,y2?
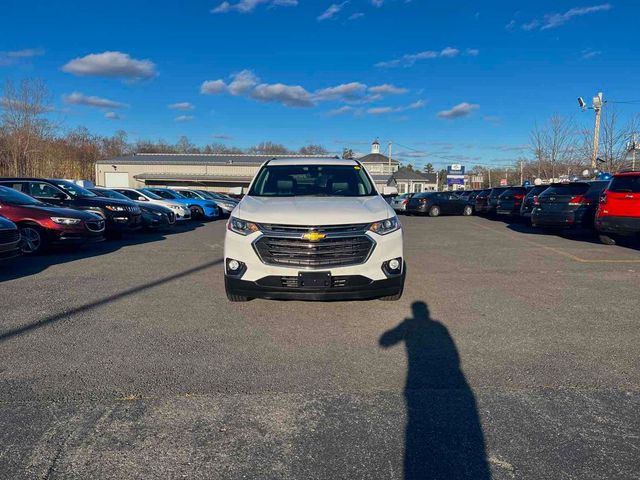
118,189,139,200
29,182,63,199
0,182,27,192
181,191,196,198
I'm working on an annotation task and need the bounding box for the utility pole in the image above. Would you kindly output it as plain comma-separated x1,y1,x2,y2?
591,92,604,169
630,133,638,171
487,168,492,187
520,160,524,185
388,142,392,173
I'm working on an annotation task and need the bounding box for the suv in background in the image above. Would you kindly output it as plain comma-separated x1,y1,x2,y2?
520,185,549,222
473,189,491,214
0,178,141,235
531,181,609,231
144,188,220,220
496,186,528,217
485,187,511,217
595,171,640,245
0,185,105,254
111,187,192,221
224,158,404,302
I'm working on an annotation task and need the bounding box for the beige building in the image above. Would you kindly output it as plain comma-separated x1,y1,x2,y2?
95,140,401,193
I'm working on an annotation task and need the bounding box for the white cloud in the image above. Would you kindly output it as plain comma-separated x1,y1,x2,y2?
376,46,477,68
371,0,383,6
63,92,128,109
317,2,348,21
201,79,228,95
228,69,259,95
366,100,425,115
348,12,364,20
437,102,479,119
62,51,156,80
175,115,195,122
521,4,612,31
327,105,358,116
212,133,233,140
104,112,121,120
212,0,298,14
314,82,367,101
368,84,408,95
251,83,314,107
169,102,195,110
0,48,44,66
581,48,602,59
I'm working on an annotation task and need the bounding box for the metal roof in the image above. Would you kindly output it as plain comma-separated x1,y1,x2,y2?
133,173,254,183
357,153,400,165
392,168,437,182
97,153,337,166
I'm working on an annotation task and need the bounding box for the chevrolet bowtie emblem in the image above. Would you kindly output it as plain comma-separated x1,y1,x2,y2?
302,231,326,242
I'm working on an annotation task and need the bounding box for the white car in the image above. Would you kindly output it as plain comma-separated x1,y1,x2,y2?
224,158,404,302
110,187,192,221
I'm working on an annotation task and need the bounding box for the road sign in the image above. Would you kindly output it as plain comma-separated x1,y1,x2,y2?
500,178,507,186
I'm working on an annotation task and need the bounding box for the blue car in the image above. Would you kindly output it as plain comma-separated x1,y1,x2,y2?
141,188,220,220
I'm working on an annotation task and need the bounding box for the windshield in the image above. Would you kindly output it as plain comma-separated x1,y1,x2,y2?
92,189,131,201
0,186,44,205
50,179,97,198
140,188,170,200
609,176,640,193
249,164,375,197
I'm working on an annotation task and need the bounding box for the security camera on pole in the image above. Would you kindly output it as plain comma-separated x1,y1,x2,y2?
578,92,605,171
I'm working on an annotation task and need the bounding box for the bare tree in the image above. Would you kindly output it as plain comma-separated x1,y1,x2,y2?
0,78,55,176
248,141,291,155
298,144,328,155
528,115,581,180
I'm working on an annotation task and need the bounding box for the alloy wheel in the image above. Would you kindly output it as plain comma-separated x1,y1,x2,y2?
20,227,42,254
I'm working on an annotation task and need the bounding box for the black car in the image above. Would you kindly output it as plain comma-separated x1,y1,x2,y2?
485,187,511,216
0,216,21,260
496,186,529,217
520,185,549,221
90,187,176,229
405,192,474,217
0,178,143,234
473,189,492,214
531,181,609,231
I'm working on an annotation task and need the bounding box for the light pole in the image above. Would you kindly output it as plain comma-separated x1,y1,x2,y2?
578,92,604,170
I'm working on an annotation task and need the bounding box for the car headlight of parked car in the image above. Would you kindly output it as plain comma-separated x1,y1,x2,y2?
369,217,400,235
228,216,260,236
105,205,126,212
50,217,82,225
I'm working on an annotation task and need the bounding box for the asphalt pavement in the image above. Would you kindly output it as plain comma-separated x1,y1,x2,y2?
1,216,639,479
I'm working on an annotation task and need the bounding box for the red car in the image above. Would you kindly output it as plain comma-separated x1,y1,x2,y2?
595,171,640,245
0,186,105,254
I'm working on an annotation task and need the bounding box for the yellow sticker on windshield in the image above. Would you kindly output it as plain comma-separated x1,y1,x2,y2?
354,166,361,170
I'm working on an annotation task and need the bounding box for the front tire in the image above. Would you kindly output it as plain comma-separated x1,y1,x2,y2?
428,205,441,217
19,224,46,254
462,205,473,216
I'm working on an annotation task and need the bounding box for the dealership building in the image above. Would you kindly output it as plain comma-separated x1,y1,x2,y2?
95,140,402,193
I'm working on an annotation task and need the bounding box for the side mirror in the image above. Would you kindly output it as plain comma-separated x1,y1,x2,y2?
137,196,147,201
383,186,398,196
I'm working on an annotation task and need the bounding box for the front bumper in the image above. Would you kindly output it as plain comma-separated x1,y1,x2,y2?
0,240,21,260
106,213,143,231
596,216,640,236
225,273,404,301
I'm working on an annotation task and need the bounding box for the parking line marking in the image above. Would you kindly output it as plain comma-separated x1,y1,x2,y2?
470,220,640,264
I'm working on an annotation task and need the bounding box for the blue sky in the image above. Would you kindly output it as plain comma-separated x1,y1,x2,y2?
1,0,639,168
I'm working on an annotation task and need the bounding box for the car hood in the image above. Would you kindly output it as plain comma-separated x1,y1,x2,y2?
76,197,134,208
21,204,104,220
236,195,394,225
0,216,17,228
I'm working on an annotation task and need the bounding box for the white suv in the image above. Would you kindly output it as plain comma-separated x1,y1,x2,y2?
224,158,404,301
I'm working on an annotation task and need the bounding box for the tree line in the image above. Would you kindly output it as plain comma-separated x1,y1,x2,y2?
0,79,329,181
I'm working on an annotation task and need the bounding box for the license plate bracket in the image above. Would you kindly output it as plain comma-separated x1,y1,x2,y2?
298,271,331,289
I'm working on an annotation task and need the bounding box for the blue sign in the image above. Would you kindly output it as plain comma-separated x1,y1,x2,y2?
447,177,465,185
447,164,465,175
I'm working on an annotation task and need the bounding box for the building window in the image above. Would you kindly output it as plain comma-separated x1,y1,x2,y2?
398,183,406,194
413,183,423,193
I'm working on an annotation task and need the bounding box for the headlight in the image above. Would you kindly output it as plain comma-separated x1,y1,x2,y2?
104,205,126,212
168,205,182,211
50,217,81,225
223,203,235,209
369,217,400,235
227,217,260,236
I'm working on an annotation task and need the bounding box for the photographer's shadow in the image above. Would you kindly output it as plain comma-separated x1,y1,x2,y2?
379,302,490,480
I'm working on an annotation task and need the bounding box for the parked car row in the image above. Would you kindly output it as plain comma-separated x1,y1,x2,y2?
0,177,239,256
389,170,640,246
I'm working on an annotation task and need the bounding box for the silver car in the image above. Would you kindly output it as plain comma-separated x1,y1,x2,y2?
390,193,415,213
110,187,192,221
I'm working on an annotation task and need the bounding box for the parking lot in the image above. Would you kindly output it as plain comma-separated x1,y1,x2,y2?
1,216,639,479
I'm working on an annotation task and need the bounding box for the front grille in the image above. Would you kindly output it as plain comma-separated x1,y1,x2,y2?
259,223,370,236
254,234,375,268
85,220,105,232
125,205,141,214
0,229,20,244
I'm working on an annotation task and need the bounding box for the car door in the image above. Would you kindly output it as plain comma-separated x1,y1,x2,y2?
445,194,464,214
27,181,71,206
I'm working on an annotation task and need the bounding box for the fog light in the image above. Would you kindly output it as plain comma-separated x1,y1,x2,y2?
228,260,240,271
382,257,403,276
388,258,400,271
